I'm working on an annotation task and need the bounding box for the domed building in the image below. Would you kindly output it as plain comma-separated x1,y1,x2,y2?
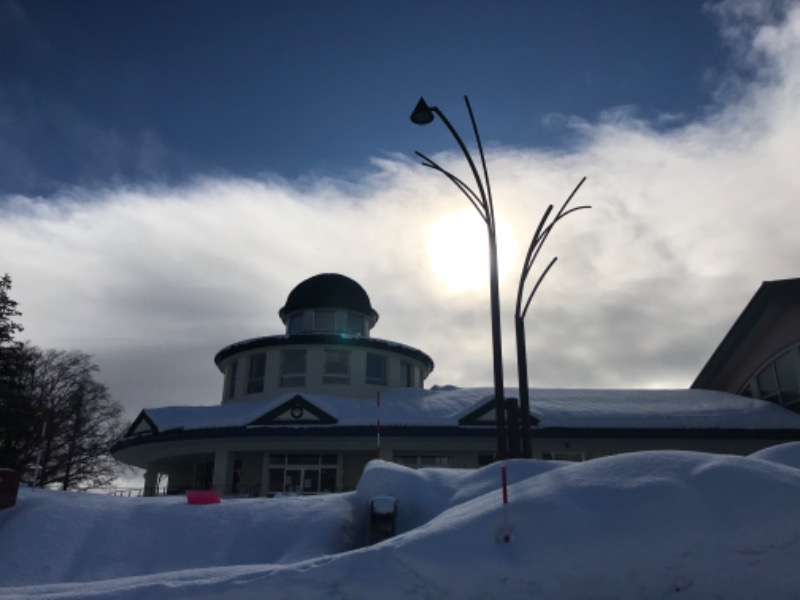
112,275,800,496
215,273,433,403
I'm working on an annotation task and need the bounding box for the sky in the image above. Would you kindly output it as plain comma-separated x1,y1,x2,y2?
1,0,799,421
3,445,800,597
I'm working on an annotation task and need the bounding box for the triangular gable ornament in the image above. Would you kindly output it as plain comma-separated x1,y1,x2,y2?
249,395,337,426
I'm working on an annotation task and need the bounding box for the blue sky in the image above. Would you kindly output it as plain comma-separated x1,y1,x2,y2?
1,0,799,419
3,1,730,195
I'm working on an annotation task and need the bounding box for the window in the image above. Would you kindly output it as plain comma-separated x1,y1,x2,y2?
194,461,214,490
247,353,266,394
314,309,336,332
393,454,449,469
267,453,338,495
775,351,800,406
280,349,306,387
288,313,305,334
226,361,238,399
757,364,780,403
323,349,349,384
400,361,415,387
741,344,800,412
366,353,387,385
542,452,587,461
346,312,365,335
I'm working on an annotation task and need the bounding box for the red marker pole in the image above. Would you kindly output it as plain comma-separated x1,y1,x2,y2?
376,392,381,459
501,464,508,505
501,464,511,543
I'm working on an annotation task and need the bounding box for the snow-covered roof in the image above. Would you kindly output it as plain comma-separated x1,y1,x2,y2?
132,386,800,434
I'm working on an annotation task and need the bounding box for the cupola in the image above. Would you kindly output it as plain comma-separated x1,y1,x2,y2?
279,273,379,336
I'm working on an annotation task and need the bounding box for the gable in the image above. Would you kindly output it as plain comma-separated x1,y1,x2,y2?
249,395,338,426
125,411,158,436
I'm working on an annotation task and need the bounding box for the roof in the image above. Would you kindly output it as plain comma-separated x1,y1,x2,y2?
692,278,800,389
278,273,379,323
119,385,800,438
213,334,434,371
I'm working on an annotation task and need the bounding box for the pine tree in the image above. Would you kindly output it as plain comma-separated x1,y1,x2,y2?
0,274,33,471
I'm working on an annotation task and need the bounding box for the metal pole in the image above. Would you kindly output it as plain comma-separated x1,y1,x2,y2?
411,96,508,460
515,314,531,458
488,227,507,459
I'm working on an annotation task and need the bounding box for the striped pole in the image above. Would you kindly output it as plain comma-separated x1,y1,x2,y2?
376,391,381,459
501,464,511,543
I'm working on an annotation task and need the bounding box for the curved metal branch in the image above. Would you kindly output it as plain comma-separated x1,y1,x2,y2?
416,151,488,222
516,177,590,321
528,204,592,278
521,256,557,320
464,96,496,231
427,104,490,219
516,204,553,316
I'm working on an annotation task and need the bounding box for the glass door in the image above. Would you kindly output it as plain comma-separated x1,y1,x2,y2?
284,469,302,493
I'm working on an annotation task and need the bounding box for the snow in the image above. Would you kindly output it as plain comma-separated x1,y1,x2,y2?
370,496,397,515
3,444,800,599
135,386,800,434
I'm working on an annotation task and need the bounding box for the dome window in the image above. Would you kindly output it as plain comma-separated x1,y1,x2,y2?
313,309,336,332
346,312,366,336
287,313,305,335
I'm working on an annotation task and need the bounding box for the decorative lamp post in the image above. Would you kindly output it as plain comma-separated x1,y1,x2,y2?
410,96,508,459
515,178,590,457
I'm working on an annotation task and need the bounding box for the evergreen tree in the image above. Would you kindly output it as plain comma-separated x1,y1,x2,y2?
0,273,24,379
0,274,33,471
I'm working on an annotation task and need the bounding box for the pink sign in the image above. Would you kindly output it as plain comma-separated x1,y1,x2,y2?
186,490,221,505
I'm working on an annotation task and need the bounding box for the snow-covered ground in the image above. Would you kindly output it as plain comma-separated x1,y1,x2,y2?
3,445,800,599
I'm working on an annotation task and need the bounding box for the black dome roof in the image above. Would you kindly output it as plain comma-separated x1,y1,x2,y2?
279,273,379,323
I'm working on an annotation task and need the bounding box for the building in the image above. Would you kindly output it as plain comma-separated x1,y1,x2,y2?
111,275,800,496
692,278,800,410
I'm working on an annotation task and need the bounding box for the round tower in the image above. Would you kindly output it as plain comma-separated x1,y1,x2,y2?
214,274,434,403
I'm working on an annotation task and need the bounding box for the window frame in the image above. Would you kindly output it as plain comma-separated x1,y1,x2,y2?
226,361,238,399
366,353,387,385
246,353,266,394
313,309,336,332
280,349,307,387
322,349,350,384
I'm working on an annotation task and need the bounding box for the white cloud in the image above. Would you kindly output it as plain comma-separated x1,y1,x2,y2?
2,1,800,419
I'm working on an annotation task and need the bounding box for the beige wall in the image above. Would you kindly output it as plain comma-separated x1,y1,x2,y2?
219,344,430,404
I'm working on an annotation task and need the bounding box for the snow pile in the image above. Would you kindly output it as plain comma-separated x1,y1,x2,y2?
3,445,800,599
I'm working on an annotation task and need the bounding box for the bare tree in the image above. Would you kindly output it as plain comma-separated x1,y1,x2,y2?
22,347,124,489
1,275,124,488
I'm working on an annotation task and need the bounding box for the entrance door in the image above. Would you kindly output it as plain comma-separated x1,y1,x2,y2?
284,469,302,493
268,454,338,495
283,468,321,493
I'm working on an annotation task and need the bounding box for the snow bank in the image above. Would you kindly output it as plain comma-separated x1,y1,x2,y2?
2,446,800,599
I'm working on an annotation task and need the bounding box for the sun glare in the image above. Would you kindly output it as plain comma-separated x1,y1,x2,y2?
425,210,514,294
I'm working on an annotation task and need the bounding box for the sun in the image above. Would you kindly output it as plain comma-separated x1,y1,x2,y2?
425,210,514,293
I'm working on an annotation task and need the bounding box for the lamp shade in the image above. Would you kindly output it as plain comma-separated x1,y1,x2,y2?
410,97,435,125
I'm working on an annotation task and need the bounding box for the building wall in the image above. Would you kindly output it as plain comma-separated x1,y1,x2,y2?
706,304,800,394
219,344,428,404
134,430,794,497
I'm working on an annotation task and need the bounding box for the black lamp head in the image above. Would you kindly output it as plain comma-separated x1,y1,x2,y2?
410,97,435,125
